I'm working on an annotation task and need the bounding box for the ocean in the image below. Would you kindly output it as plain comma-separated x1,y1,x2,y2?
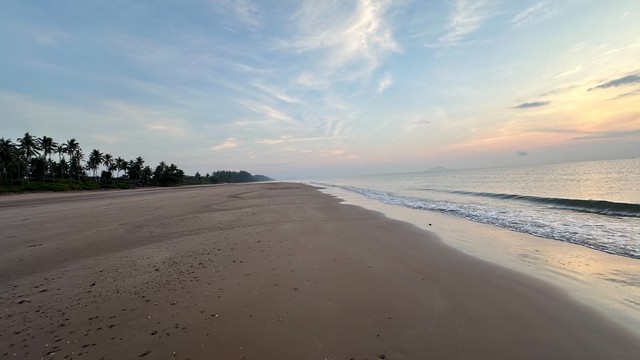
316,158,640,260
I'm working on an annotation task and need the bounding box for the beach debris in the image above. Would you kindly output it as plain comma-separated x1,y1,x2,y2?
138,350,151,357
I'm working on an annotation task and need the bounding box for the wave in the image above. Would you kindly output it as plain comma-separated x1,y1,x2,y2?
435,190,640,218
315,182,640,259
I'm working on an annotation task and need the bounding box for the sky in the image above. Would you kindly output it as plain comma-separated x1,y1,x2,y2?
1,0,639,179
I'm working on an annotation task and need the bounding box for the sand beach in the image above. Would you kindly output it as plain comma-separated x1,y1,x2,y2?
1,183,639,359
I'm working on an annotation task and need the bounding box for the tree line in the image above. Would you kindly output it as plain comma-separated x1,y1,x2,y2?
186,170,272,185
0,132,184,190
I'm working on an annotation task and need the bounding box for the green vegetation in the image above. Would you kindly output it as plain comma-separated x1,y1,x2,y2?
1,132,273,194
1,132,185,193
183,171,273,185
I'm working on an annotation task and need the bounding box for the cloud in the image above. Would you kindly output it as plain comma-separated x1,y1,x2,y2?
282,0,399,74
614,89,640,99
146,122,188,137
589,74,640,91
324,149,345,156
511,101,551,109
240,101,299,125
212,0,262,29
516,150,529,156
256,136,333,145
538,84,579,97
31,28,68,46
572,130,640,141
251,83,302,104
211,138,238,151
377,73,392,94
432,0,494,47
533,127,585,135
254,162,290,167
554,65,582,79
295,72,322,88
511,0,563,28
105,102,191,138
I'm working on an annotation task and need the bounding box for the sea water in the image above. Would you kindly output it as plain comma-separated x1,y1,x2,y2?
317,158,640,259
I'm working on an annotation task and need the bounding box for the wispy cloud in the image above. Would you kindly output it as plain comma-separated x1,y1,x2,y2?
256,136,333,145
511,0,564,28
251,83,302,104
295,72,330,89
534,127,586,135
240,100,299,125
588,74,640,91
105,102,191,138
511,101,551,109
146,121,188,137
282,0,399,75
614,89,640,99
30,27,68,46
554,65,582,79
212,0,262,29
211,138,238,151
572,130,640,141
377,73,392,94
431,0,494,47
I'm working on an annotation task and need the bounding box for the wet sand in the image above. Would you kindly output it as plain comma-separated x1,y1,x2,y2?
320,185,640,335
1,183,639,359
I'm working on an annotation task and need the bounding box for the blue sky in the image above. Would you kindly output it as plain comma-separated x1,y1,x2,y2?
1,0,639,178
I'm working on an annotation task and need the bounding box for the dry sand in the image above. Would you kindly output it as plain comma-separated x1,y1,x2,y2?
1,183,639,359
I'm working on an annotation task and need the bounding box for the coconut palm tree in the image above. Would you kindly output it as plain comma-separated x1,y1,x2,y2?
54,142,67,179
88,149,103,180
102,153,113,176
141,165,153,185
37,136,57,179
114,157,126,178
64,139,82,180
127,156,145,185
17,132,40,181
56,142,66,162
0,138,17,185
71,150,84,180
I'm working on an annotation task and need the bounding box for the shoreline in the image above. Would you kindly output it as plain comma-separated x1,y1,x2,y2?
1,183,639,359
317,184,640,335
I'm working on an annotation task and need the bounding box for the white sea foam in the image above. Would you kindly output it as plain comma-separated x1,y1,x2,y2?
314,159,640,259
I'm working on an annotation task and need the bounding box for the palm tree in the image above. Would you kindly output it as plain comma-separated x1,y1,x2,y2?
64,139,82,180
114,157,126,178
54,142,67,179
102,153,113,176
0,138,17,185
88,149,103,179
141,165,153,185
17,132,40,181
127,157,144,185
37,136,58,180
56,142,66,162
71,149,84,180
59,158,70,179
